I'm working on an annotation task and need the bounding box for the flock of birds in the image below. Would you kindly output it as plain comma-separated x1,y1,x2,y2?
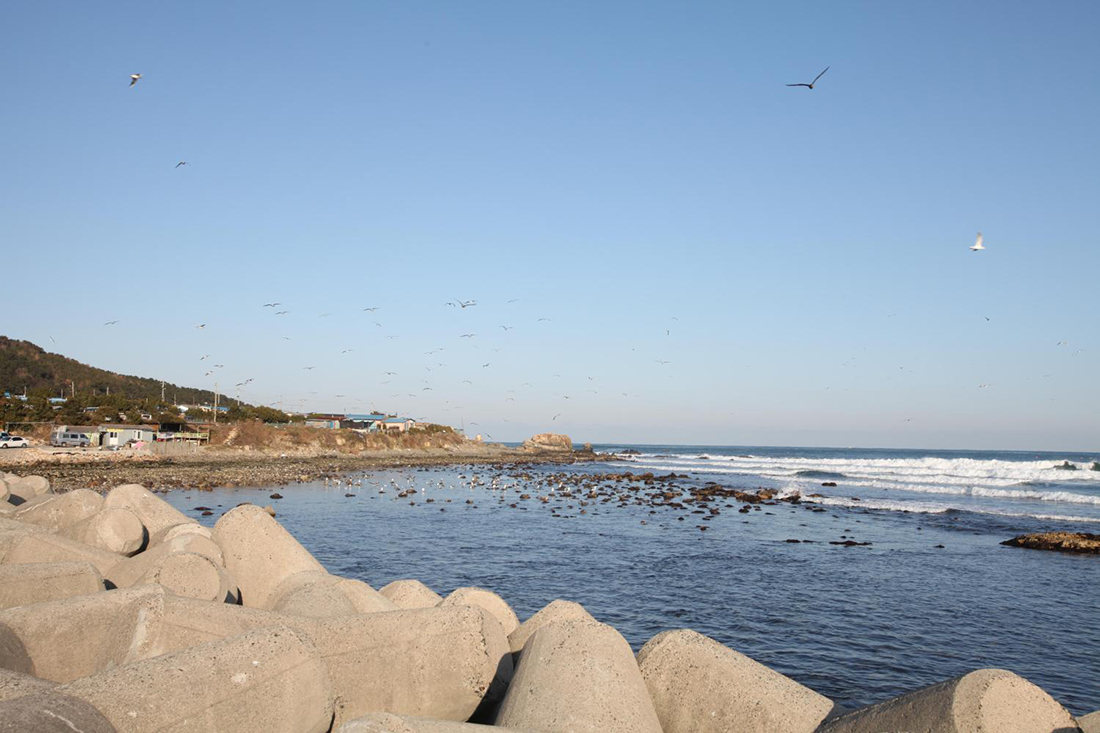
63,68,1082,435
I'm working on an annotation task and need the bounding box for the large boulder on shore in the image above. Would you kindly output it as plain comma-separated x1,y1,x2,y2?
521,433,573,452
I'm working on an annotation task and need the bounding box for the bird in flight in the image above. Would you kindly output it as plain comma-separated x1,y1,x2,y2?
341,349,353,354
303,366,316,370
362,307,379,312
552,414,561,421
175,161,187,168
655,360,671,365
204,371,213,377
786,66,829,89
319,313,332,318
537,318,551,322
501,325,513,331
103,320,118,326
275,311,289,315
482,363,491,368
978,383,991,389
453,299,477,309
970,232,985,251
199,355,209,361
1056,341,1068,346
263,303,281,308
195,323,205,329
129,73,142,87
461,334,476,339
507,299,520,304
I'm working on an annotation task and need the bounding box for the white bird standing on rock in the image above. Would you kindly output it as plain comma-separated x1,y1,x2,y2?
970,232,985,251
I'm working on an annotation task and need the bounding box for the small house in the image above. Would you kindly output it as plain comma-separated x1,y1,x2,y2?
99,424,157,448
382,417,416,433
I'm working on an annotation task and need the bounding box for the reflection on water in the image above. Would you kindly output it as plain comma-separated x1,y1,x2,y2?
165,461,1100,715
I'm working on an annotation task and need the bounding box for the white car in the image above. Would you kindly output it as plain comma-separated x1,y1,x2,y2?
0,435,30,449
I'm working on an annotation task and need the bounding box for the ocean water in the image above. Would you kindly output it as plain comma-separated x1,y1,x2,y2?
165,444,1100,716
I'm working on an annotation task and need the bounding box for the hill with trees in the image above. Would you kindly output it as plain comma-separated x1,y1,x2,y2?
0,336,290,427
0,336,224,404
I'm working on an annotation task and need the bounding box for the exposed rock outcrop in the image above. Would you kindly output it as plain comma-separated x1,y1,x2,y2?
521,433,573,452
1001,531,1100,554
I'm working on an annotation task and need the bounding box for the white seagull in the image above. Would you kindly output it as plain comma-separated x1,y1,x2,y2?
129,74,142,87
970,232,985,251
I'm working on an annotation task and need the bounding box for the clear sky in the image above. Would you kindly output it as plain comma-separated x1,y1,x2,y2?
2,1,1097,450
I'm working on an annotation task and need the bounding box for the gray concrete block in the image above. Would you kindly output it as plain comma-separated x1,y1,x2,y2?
58,624,334,733
0,561,104,611
819,668,1080,733
496,618,662,733
636,629,834,733
379,579,444,610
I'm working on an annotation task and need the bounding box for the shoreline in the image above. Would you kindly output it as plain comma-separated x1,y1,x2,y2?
0,444,612,492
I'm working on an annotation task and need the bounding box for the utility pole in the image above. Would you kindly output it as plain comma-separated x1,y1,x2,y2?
161,381,165,402
214,384,219,424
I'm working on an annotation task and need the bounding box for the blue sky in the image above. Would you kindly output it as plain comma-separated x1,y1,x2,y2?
2,1,1097,450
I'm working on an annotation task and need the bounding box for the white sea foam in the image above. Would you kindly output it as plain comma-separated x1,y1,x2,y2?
799,495,1100,523
623,454,1100,499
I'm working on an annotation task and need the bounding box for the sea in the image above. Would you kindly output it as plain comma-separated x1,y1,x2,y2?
165,444,1100,716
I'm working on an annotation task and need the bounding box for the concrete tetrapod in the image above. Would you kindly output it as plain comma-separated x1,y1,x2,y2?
58,507,147,556
495,618,663,733
0,692,117,733
635,629,835,733
0,668,56,702
441,586,521,636
119,595,513,726
337,712,527,732
1079,710,1100,733
148,521,212,545
13,489,103,530
106,532,226,589
508,599,595,655
380,579,444,610
102,483,192,537
3,476,50,506
213,504,327,608
58,624,334,733
270,571,396,617
1,532,123,576
818,668,1081,733
137,550,237,603
0,585,166,682
0,561,104,610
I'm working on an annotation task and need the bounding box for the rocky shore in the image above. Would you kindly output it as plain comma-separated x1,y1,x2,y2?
2,469,1095,732
0,438,604,493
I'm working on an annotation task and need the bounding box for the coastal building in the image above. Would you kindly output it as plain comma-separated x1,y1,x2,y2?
99,424,157,448
342,413,386,431
305,414,344,429
382,417,416,433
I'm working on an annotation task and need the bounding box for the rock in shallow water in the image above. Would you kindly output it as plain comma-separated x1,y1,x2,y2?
1001,532,1100,554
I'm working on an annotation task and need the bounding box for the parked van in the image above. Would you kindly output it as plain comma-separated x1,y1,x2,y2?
51,430,91,447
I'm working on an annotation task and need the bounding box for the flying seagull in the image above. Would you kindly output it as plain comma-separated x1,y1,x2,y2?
552,414,561,421
970,232,985,251
195,323,205,329
786,66,829,89
263,303,281,307
103,320,118,326
129,73,142,87
362,307,379,312
175,161,187,168
453,299,477,309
